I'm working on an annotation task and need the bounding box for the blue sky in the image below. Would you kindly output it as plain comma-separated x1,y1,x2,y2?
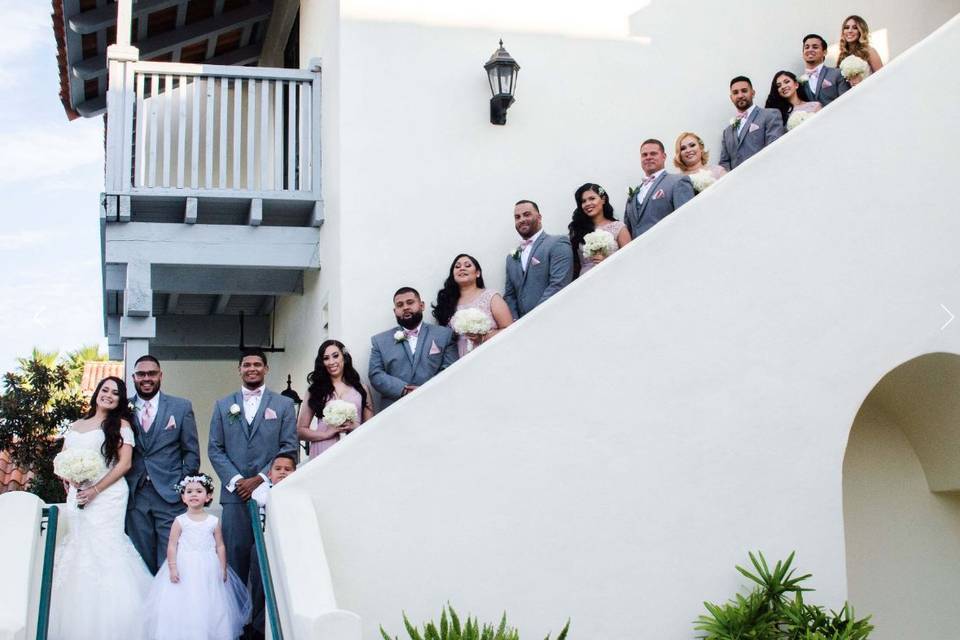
0,4,107,373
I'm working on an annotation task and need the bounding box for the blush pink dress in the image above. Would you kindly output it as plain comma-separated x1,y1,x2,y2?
580,220,626,275
449,288,501,358
308,386,364,458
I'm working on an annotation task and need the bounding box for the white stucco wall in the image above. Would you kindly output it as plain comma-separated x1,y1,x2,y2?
277,0,960,389
269,10,960,639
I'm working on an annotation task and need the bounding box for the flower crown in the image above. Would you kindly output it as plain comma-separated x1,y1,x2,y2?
175,473,215,495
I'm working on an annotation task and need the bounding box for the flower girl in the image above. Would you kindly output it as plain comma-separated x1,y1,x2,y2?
143,473,251,640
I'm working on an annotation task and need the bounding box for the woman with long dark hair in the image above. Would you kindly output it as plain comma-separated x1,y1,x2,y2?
297,340,374,458
432,253,513,356
568,182,630,279
764,70,821,127
49,376,152,640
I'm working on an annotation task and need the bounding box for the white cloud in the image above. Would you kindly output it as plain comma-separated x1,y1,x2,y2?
0,124,103,184
0,230,49,251
0,4,53,58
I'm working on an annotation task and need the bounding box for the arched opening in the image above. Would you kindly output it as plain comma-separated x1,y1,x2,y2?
843,352,960,639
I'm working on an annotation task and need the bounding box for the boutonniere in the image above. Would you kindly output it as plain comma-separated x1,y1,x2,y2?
798,73,810,84
509,247,521,260
627,185,641,200
228,403,241,423
730,117,742,132
394,330,407,343
128,402,137,413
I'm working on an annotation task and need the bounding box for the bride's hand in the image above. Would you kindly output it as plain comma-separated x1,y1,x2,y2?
169,567,180,583
76,486,98,505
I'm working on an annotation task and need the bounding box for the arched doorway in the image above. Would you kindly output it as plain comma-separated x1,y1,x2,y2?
843,352,960,639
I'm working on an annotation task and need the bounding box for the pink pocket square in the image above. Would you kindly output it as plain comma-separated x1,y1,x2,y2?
264,408,277,420
749,122,761,133
652,189,665,200
164,416,176,430
429,340,441,355
531,256,541,266
822,79,833,87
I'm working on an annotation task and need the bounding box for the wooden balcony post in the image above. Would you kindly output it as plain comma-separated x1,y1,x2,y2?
309,58,324,226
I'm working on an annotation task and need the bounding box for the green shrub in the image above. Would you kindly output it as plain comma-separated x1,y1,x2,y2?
381,604,569,640
695,551,873,640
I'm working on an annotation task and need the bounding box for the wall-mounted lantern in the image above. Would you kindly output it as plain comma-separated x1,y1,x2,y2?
484,39,520,125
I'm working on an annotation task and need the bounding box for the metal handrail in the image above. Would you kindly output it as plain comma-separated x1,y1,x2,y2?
249,499,283,640
35,506,59,640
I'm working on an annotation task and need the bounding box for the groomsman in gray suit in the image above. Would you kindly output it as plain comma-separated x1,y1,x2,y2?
208,348,298,583
719,76,786,171
369,287,459,410
624,139,695,239
125,355,200,574
503,199,573,319
799,34,849,106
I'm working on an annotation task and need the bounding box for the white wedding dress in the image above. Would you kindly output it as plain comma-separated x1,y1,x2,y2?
48,426,152,640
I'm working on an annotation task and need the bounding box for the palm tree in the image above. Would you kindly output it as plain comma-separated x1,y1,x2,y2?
64,344,107,385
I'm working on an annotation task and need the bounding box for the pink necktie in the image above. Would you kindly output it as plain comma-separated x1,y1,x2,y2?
642,175,656,185
141,403,154,433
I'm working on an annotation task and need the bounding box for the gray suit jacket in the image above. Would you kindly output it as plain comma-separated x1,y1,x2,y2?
369,323,459,410
207,388,298,503
126,392,200,505
719,107,786,171
801,66,849,106
624,172,695,239
503,233,573,319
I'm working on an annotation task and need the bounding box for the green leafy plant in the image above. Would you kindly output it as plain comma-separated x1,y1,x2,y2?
381,604,569,640
695,552,873,640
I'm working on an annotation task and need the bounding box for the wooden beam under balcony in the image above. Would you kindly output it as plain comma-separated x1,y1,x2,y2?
72,2,273,82
103,264,305,296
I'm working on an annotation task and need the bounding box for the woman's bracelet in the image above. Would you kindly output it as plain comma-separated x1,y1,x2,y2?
93,486,100,494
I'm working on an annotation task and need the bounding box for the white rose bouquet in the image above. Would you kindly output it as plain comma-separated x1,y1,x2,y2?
839,55,869,81
689,169,717,194
53,449,105,509
322,399,358,428
786,110,816,131
581,229,617,260
451,308,494,337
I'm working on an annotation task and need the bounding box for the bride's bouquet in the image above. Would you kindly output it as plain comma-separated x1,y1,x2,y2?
689,169,717,194
786,110,816,131
322,399,358,428
839,55,869,81
53,449,105,509
451,308,494,337
581,229,618,260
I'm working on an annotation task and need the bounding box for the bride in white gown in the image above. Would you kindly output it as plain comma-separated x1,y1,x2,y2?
49,376,152,640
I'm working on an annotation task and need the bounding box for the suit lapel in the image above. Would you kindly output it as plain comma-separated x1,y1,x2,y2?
411,324,430,371
521,233,547,285
638,173,667,220
128,396,145,447
736,108,760,149
148,393,169,447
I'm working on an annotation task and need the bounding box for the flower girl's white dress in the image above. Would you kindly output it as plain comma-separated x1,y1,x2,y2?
49,426,152,640
143,513,251,640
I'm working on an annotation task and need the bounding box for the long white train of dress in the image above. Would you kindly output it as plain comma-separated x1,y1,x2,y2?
48,427,152,640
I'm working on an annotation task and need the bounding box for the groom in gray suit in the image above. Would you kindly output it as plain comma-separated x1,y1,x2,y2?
624,139,695,239
719,76,786,171
503,199,573,319
369,287,459,410
208,348,298,583
125,354,200,574
800,34,849,106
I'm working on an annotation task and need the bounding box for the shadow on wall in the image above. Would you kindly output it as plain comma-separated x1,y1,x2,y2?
843,352,960,640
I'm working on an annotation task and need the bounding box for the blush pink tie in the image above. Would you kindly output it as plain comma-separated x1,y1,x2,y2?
141,403,154,433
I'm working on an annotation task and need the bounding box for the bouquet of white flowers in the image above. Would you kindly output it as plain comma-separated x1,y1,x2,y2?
581,229,617,260
786,110,816,131
689,169,717,194
53,449,105,509
322,399,358,428
839,55,869,80
451,308,494,337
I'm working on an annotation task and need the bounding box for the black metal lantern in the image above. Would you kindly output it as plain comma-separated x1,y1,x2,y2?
280,374,308,456
484,39,520,125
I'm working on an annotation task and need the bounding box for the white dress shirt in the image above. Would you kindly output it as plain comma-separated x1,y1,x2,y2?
636,169,665,204
736,104,757,139
136,394,159,430
520,229,544,271
403,322,423,354
805,63,824,94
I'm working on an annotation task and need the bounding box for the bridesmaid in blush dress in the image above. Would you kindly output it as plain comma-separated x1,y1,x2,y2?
296,340,374,458
764,70,821,128
432,253,513,357
567,182,630,279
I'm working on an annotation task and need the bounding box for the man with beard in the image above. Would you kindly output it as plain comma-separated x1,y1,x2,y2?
369,287,459,410
719,76,785,171
503,199,573,319
125,354,200,574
